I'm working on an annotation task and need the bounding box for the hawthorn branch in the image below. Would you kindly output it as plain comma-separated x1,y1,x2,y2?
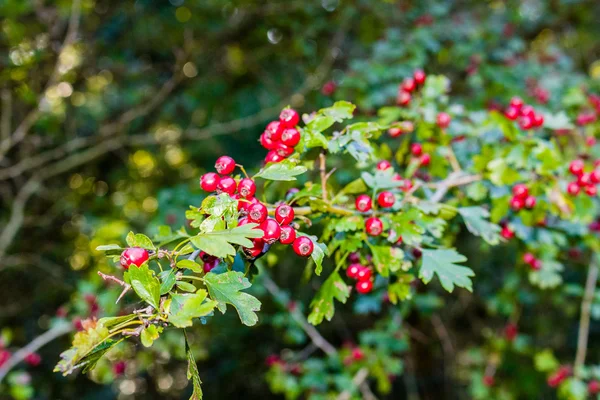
98,271,131,303
336,367,369,400
319,152,328,201
574,257,599,373
0,322,73,383
427,172,482,203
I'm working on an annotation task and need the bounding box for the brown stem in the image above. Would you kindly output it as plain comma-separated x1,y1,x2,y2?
319,152,328,201
98,271,131,303
574,257,599,373
336,368,369,400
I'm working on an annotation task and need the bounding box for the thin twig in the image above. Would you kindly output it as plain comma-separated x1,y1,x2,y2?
336,368,369,400
574,257,599,373
319,152,328,201
98,271,131,303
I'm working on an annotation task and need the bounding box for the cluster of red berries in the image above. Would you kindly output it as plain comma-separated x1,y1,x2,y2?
396,69,426,106
509,183,536,211
500,221,515,240
199,155,241,195
566,159,600,197
258,109,301,164
387,121,414,138
346,262,374,294
410,143,431,167
503,97,544,130
522,252,542,271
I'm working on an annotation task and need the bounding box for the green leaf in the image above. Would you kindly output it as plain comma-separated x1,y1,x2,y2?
419,249,474,292
388,275,413,304
98,315,136,329
529,260,563,289
254,159,308,181
370,245,404,277
140,325,162,347
125,232,155,250
308,272,350,325
95,244,122,251
298,233,329,276
190,224,263,258
184,330,203,400
306,115,335,132
177,259,204,273
126,263,161,309
203,271,262,326
320,101,356,121
534,349,559,372
168,289,218,328
159,269,177,295
337,178,368,197
458,207,501,245
176,281,198,292
389,208,425,246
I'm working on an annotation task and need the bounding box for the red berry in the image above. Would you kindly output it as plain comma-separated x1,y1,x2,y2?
365,217,383,236
356,280,373,294
588,380,600,395
279,108,300,128
567,182,581,196
591,170,600,184
437,112,451,128
356,267,372,281
411,143,423,157
237,178,256,199
585,185,597,197
279,225,297,245
275,204,294,225
388,127,403,137
531,259,542,271
292,236,314,257
247,202,268,223
265,121,283,141
500,226,514,239
217,176,237,195
260,218,281,244
512,184,529,199
413,69,426,85
420,153,431,167
346,263,362,279
509,97,523,110
523,252,536,265
504,106,519,120
504,323,518,341
200,172,220,192
355,195,372,212
578,173,592,186
510,196,524,211
524,195,536,209
569,159,585,176
587,136,597,147
244,238,264,258
260,132,276,150
275,142,294,157
215,156,236,175
377,191,395,208
24,352,41,367
351,348,364,361
322,80,336,96
519,116,533,130
113,361,126,376
265,150,284,163
281,128,301,147
401,77,416,92
397,91,411,106
520,105,535,118
532,113,544,127
377,160,392,171
483,375,495,387
120,247,149,270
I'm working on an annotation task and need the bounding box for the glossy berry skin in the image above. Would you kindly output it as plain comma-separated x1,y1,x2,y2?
509,97,523,110
377,191,395,208
591,170,600,184
265,150,284,164
275,204,295,225
120,247,149,270
376,160,392,170
279,108,300,128
420,153,431,167
356,267,372,281
504,106,519,120
397,91,411,106
520,105,535,118
436,112,451,128
217,176,237,195
247,202,268,223
244,239,264,258
567,182,581,196
346,263,362,279
401,77,416,92
365,217,383,236
279,225,296,245
292,236,314,257
355,194,372,212
275,142,294,157
411,143,423,157
569,159,585,176
260,218,281,244
519,116,533,130
413,69,426,85
281,128,301,147
200,172,220,192
585,185,598,197
237,178,256,199
356,279,373,294
500,226,514,240
524,195,536,209
260,132,276,150
388,127,402,137
510,196,524,211
512,184,529,199
579,173,593,187
532,113,544,127
215,156,236,175
265,121,283,141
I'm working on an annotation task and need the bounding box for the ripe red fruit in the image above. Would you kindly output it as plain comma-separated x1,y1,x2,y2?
388,127,403,137
321,80,336,96
113,361,126,375
567,182,581,196
215,156,236,175
356,267,372,281
260,132,276,150
260,218,281,244
237,178,256,199
401,77,416,92
376,160,392,171
523,252,536,265
414,69,426,85
520,105,535,118
504,323,518,341
365,217,383,236
292,236,314,257
244,239,264,258
483,375,495,387
247,202,268,223
519,116,533,130
351,348,364,361
509,96,523,110
510,196,524,211
200,172,220,192
531,259,542,271
585,185,598,197
279,225,297,245
355,194,372,212
397,91,411,106
420,153,431,167
578,173,592,186
24,352,41,367
591,170,600,184
377,191,395,208
217,176,237,195
532,113,544,127
275,142,294,157
281,128,301,147
120,247,149,270
411,143,423,157
265,150,284,163
524,195,536,209
265,121,283,141
500,226,514,239
279,108,300,128
504,106,519,120
203,257,218,272
512,184,529,199
588,380,600,395
356,279,373,294
569,159,585,176
436,112,451,128
346,263,362,279
275,204,295,225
